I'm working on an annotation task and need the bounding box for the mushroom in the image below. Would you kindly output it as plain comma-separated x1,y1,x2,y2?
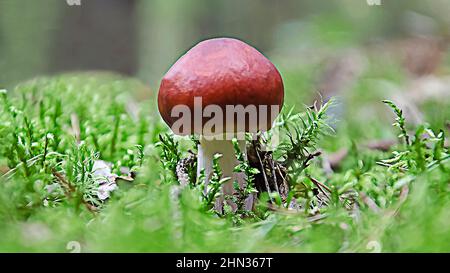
158,38,284,211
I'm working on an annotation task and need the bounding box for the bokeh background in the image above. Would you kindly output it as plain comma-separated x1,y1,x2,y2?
1,0,450,145
1,0,450,253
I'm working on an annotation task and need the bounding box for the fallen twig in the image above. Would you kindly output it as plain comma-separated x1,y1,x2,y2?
307,175,331,193
52,169,98,213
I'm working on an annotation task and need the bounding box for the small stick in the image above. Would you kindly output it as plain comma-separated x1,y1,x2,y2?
276,165,286,183
302,151,322,170
268,155,281,197
51,170,73,198
252,140,273,203
307,175,331,193
52,169,98,213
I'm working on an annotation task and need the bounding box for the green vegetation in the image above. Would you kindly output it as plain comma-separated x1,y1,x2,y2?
0,71,448,252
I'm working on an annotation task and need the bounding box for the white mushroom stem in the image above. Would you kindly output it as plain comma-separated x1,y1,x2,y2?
197,137,253,212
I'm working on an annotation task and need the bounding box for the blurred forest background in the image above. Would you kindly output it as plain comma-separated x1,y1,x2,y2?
1,0,449,84
1,0,450,137
1,0,450,253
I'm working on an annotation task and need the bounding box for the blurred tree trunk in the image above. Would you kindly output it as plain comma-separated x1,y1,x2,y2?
136,0,197,86
136,0,291,85
0,0,60,86
49,0,138,76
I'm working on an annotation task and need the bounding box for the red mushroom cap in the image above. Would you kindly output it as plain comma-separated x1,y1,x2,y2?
158,38,284,136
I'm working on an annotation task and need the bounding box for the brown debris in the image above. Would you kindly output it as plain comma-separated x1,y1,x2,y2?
326,148,349,170
247,139,289,203
0,166,10,175
401,36,447,77
176,152,196,187
325,139,399,171
173,139,357,214
365,139,396,152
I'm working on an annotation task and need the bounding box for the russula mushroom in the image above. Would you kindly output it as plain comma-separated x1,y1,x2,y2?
158,38,284,211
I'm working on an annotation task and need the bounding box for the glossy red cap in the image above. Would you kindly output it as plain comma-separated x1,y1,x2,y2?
158,38,284,136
